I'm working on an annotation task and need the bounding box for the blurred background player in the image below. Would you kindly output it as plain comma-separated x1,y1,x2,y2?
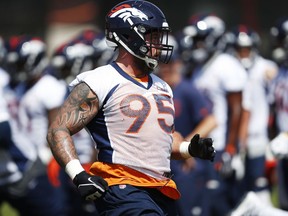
51,29,116,83
1,35,67,215
179,13,248,215
157,34,217,216
224,24,278,205
268,17,288,211
0,35,23,195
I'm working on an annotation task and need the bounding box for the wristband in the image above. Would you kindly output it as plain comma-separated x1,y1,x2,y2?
65,159,85,180
179,141,191,159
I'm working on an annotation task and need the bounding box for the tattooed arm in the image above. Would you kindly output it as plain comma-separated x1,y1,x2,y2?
47,82,99,167
47,82,109,199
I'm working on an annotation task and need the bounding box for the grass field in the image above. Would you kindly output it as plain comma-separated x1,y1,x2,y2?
271,185,279,208
0,202,18,216
0,186,279,216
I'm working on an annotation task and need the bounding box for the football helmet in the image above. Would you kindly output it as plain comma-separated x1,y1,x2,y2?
5,35,48,82
52,29,115,82
105,0,173,69
225,25,260,69
181,13,225,64
270,17,288,66
78,29,116,67
226,25,260,48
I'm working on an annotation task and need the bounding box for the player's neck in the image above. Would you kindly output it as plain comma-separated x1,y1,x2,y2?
115,53,149,78
116,61,148,78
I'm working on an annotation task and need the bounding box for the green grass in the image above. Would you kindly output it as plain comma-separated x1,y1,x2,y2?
271,185,279,208
0,202,19,216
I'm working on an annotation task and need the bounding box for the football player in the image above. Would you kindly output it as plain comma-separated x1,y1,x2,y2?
225,24,278,205
180,13,248,215
2,35,67,216
47,1,215,215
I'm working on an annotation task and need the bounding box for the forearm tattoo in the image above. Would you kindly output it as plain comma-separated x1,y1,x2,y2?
47,82,99,166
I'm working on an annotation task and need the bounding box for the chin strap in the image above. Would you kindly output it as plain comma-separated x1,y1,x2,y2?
110,32,158,69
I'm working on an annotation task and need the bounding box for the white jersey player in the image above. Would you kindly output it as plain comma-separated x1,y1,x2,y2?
180,14,247,215
242,56,278,158
240,56,277,204
0,67,23,186
191,52,247,151
225,24,278,205
2,35,67,215
18,74,67,163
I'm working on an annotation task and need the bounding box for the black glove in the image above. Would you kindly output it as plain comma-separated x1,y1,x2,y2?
188,134,216,162
73,171,108,201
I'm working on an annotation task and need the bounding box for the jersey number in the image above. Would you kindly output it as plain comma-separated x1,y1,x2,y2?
120,94,174,133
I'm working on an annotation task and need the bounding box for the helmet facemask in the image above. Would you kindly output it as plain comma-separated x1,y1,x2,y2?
107,24,173,69
137,25,173,69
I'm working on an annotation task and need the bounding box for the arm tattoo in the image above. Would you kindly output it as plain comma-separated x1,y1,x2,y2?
47,82,99,166
61,83,97,129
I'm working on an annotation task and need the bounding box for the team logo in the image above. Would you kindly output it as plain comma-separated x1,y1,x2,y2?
109,4,148,23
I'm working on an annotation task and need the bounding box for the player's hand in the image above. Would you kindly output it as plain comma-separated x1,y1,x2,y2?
188,134,216,162
73,171,108,201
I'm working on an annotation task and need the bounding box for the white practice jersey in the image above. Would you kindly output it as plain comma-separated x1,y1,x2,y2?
18,74,67,153
242,56,278,157
191,53,247,150
0,68,24,185
70,62,174,179
4,84,37,164
0,68,10,122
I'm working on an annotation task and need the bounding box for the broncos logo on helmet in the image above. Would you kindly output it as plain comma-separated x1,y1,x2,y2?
109,4,148,23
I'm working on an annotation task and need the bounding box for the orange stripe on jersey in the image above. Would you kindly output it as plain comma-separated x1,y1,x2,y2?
133,75,149,83
90,162,181,200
